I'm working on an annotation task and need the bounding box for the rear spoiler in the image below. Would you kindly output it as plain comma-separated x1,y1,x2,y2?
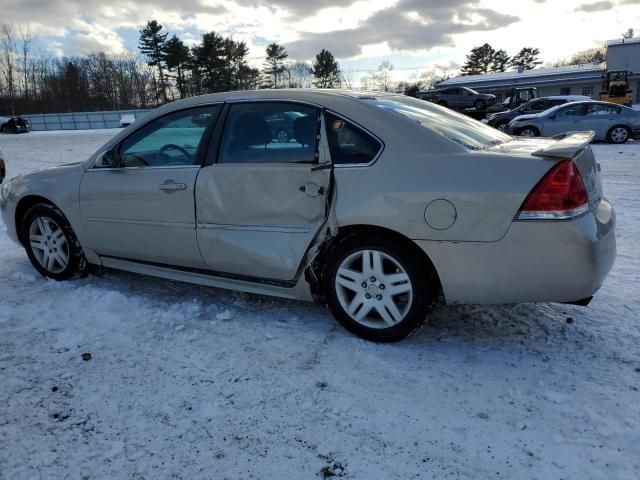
531,131,595,159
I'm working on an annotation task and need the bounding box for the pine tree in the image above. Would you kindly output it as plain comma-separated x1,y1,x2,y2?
192,31,226,93
491,49,511,73
138,20,168,102
461,44,496,75
312,49,340,88
263,43,288,88
510,47,542,71
164,35,190,99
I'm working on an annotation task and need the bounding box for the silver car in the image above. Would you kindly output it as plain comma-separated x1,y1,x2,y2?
0,90,616,342
509,101,640,143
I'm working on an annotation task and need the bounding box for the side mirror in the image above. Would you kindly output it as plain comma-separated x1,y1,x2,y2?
95,149,119,168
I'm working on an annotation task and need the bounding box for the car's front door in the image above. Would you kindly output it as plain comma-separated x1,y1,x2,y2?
544,104,587,136
195,102,331,281
79,105,220,268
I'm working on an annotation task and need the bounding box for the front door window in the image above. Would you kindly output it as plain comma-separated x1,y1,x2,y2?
118,106,219,168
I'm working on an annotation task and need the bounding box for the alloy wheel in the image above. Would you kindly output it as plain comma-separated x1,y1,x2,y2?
334,249,413,329
520,128,537,137
28,216,69,274
610,127,628,143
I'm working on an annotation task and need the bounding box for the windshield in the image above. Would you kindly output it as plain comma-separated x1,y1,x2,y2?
367,97,511,150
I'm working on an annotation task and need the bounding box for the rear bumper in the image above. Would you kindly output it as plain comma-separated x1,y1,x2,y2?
417,198,616,305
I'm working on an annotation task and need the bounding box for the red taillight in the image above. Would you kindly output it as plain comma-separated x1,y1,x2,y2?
518,160,589,220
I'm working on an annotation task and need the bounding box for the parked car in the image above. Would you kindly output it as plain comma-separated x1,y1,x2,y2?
0,116,30,134
0,90,616,342
264,110,305,143
415,89,437,101
509,101,640,143
0,145,5,183
432,87,496,111
487,96,592,131
119,114,136,128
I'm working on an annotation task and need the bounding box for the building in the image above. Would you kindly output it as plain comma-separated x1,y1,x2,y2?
437,38,640,104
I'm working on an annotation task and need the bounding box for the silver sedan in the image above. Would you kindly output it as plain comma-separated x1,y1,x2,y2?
0,90,616,342
509,101,640,143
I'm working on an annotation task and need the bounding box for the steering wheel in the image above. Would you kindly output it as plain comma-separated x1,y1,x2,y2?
158,144,192,164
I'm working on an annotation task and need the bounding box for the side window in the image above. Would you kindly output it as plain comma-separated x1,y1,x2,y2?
559,105,585,117
118,106,219,168
523,100,544,112
586,104,621,116
218,103,319,164
326,112,382,165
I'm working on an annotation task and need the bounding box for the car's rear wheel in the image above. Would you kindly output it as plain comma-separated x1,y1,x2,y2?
21,203,88,281
606,125,630,144
324,235,437,342
519,126,540,137
474,99,486,111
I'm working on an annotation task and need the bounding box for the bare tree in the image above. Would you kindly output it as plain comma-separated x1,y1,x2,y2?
19,25,33,100
341,68,355,90
0,24,17,101
285,61,312,88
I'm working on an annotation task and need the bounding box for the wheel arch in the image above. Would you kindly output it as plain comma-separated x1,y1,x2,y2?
307,223,443,301
14,195,59,245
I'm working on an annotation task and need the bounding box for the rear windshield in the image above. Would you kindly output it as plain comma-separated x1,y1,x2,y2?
367,97,511,150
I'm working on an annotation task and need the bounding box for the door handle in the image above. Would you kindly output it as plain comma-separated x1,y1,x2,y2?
299,182,325,197
159,181,187,192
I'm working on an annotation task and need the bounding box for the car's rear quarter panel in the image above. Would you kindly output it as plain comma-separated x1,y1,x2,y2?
331,111,555,243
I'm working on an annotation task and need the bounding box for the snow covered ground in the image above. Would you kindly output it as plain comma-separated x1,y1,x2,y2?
0,130,639,479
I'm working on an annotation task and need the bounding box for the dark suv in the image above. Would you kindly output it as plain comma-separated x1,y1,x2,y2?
432,87,496,111
487,96,591,132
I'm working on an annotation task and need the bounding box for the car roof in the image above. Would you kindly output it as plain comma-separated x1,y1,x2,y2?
536,95,592,101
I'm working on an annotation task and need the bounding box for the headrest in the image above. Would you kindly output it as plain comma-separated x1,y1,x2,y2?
231,112,272,146
293,115,316,146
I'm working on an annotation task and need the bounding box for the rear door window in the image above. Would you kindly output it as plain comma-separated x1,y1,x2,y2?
218,103,319,164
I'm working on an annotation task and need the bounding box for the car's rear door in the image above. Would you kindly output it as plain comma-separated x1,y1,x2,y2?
195,101,331,281
79,105,220,268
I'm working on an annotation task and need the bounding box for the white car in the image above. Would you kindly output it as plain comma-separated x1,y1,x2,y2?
119,114,136,128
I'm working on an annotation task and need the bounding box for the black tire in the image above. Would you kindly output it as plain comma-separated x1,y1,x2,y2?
0,125,5,133
606,125,631,144
519,126,540,137
474,99,486,111
21,203,89,281
324,234,438,343
437,100,448,107
495,121,509,132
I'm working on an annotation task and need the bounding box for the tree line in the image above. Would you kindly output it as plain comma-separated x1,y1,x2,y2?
0,20,342,115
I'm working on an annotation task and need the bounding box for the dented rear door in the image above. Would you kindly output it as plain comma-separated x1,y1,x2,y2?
195,101,331,281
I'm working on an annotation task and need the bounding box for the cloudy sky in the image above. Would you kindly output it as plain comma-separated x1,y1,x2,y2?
1,0,638,79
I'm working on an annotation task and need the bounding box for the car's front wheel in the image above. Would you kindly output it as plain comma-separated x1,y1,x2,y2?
324,235,437,342
606,125,631,144
474,99,486,111
21,203,88,281
519,126,540,137
495,121,509,132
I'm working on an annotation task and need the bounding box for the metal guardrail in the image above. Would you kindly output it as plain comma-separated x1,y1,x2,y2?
21,109,152,131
